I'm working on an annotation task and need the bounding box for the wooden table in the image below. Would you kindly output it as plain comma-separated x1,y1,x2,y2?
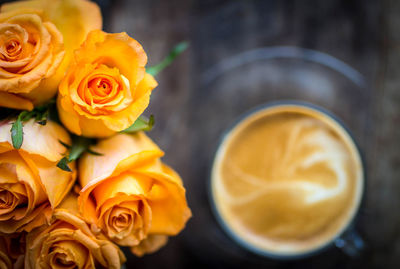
99,0,398,268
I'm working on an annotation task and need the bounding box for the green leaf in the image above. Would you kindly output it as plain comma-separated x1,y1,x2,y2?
86,148,103,156
36,110,48,125
9,99,55,150
68,136,92,162
146,41,189,76
121,115,154,133
19,110,34,122
58,140,71,149
10,119,23,149
57,157,72,172
57,136,99,172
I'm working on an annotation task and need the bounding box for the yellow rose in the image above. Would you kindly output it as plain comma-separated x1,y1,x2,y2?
130,234,168,257
57,30,158,138
0,119,76,233
0,233,25,268
0,0,102,110
25,192,126,269
78,133,191,254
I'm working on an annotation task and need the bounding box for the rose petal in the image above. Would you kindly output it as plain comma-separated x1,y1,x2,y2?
32,154,76,208
0,119,75,234
101,73,157,132
0,202,51,233
92,173,153,207
130,234,168,257
19,21,65,106
57,93,83,136
0,119,71,163
2,0,102,55
57,30,155,137
75,30,146,86
79,133,163,194
78,133,191,250
25,192,125,269
142,163,192,235
0,91,33,110
0,0,101,107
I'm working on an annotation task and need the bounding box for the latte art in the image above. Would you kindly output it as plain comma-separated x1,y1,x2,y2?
211,105,363,255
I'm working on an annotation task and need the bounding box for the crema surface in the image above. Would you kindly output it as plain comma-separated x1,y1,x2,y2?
211,105,363,255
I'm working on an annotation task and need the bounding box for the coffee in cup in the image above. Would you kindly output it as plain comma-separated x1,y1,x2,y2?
210,103,364,258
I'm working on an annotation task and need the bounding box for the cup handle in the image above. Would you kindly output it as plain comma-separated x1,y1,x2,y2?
334,229,365,257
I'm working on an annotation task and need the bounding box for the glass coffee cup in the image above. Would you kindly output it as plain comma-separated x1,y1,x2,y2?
181,47,370,266
209,101,365,260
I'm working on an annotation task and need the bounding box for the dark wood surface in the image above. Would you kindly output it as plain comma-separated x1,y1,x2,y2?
62,0,400,268
97,0,400,268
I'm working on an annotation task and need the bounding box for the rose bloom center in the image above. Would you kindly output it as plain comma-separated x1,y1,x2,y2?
0,189,16,209
114,213,131,228
6,39,21,56
54,253,75,267
89,77,113,95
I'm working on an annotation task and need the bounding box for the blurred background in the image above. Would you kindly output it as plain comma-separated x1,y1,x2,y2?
92,0,400,268
51,0,400,268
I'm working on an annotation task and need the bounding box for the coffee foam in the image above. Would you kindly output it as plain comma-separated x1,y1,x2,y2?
211,105,363,256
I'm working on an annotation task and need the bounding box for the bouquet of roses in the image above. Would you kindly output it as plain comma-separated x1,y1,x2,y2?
0,0,191,268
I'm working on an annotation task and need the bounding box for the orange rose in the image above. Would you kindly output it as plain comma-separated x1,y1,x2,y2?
57,30,158,137
25,192,125,269
0,0,102,110
0,119,76,233
78,133,191,254
130,234,168,257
